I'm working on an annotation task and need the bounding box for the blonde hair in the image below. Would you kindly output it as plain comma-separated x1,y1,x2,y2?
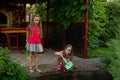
29,14,43,38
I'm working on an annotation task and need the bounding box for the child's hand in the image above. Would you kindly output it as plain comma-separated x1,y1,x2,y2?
59,53,63,56
66,59,70,62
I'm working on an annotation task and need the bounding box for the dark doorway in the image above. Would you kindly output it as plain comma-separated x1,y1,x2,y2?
0,13,7,24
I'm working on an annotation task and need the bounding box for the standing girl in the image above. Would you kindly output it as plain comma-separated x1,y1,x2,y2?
54,44,73,72
26,14,43,73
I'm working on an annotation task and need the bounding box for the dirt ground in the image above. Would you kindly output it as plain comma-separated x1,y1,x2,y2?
8,48,101,78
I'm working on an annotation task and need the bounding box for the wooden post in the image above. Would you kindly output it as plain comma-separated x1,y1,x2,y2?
46,0,50,48
84,0,88,58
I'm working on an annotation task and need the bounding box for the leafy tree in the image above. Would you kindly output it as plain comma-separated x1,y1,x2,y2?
37,0,86,29
104,2,120,40
49,0,86,28
88,0,107,50
35,2,47,21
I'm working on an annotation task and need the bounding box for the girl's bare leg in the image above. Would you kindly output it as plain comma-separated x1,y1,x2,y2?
29,52,33,70
34,52,39,69
34,52,41,72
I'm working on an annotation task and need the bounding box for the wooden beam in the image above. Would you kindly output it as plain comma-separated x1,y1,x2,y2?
84,0,88,58
1,28,26,33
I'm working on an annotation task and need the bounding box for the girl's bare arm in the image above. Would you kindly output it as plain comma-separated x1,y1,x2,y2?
55,51,63,56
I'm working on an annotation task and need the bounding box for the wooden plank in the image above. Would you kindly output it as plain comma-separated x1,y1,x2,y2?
1,28,27,33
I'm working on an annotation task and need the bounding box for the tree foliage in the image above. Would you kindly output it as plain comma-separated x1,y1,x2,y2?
49,0,86,28
88,1,120,80
37,0,86,29
88,0,107,49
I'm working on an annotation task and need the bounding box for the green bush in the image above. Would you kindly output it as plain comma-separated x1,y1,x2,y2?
105,39,120,80
0,47,34,80
89,2,120,80
89,39,120,80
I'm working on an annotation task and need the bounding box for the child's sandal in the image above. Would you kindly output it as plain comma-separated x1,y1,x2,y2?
29,69,34,73
35,69,42,73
